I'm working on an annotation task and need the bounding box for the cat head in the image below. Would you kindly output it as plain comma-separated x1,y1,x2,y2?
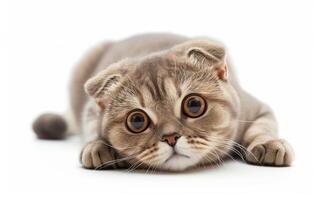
84,40,240,171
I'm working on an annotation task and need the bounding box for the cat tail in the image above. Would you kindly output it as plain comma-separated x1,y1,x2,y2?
32,110,77,140
32,41,111,140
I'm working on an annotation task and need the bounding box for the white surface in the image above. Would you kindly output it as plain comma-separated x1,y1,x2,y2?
1,0,317,199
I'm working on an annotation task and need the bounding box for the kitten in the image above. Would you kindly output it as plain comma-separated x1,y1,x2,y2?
33,33,294,171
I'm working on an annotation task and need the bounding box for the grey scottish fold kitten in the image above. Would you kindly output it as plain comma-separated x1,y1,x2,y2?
33,33,294,171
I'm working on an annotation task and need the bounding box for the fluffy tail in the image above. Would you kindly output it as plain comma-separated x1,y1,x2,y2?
32,113,68,140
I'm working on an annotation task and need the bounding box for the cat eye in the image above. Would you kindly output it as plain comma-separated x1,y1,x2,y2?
126,109,150,133
182,94,207,118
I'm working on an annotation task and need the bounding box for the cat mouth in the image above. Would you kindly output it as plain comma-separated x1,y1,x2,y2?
164,152,190,163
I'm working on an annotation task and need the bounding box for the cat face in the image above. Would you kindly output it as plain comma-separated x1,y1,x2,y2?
85,40,240,171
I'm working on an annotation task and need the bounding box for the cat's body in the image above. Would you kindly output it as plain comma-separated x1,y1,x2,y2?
33,33,294,171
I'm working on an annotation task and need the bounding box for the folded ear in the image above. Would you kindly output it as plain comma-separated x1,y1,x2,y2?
84,72,122,109
186,41,228,80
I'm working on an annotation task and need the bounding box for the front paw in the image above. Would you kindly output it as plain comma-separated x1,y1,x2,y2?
245,139,294,166
80,140,114,169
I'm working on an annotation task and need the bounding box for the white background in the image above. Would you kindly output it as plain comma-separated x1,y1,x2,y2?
1,0,317,199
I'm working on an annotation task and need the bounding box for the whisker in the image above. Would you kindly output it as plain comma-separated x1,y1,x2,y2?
207,136,259,162
203,150,223,168
127,158,144,172
213,148,236,162
152,161,161,174
95,153,137,170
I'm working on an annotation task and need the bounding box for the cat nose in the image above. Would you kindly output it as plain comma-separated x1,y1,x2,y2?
161,132,181,147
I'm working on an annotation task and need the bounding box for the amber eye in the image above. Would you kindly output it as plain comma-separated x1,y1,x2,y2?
126,109,150,133
182,94,207,118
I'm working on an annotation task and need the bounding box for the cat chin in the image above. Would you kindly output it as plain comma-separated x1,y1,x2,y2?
155,140,202,171
160,154,198,171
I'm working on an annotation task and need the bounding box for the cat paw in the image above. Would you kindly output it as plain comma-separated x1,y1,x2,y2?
245,139,294,166
80,140,114,169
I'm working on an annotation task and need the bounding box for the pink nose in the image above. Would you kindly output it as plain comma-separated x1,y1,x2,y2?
161,133,181,147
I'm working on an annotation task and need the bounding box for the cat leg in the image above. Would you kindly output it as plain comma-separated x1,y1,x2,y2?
80,138,122,169
241,104,294,166
80,101,127,169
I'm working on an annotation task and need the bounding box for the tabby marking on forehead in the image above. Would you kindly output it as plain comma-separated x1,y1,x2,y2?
140,85,156,107
163,78,180,101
